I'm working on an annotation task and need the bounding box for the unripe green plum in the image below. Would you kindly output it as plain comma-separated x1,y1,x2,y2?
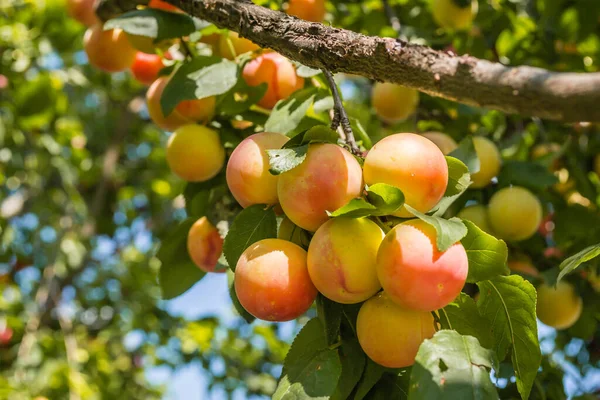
457,204,492,234
363,133,448,217
377,219,468,312
278,143,363,232
537,281,583,329
166,124,225,182
421,131,458,155
471,136,501,189
431,0,478,31
371,82,419,123
488,186,542,241
357,291,436,368
307,218,384,304
187,217,224,273
226,132,290,208
219,32,260,60
84,24,137,73
234,239,317,321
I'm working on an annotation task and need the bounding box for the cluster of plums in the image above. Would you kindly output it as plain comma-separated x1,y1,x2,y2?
72,0,584,369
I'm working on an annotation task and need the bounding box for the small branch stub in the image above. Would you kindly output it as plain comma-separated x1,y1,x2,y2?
322,69,361,155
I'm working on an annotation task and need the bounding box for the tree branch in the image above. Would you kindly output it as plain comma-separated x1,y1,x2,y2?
96,0,600,122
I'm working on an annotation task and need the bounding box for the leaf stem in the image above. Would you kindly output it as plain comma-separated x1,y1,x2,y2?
322,69,360,155
328,341,343,350
373,216,391,234
180,37,195,59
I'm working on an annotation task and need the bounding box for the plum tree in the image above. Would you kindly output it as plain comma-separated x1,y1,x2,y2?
356,291,436,368
488,186,542,241
66,0,99,26
226,132,290,208
187,217,224,273
363,133,448,217
457,204,492,234
421,131,458,155
130,52,164,86
83,24,137,73
307,218,384,304
471,136,501,189
537,281,583,329
371,82,419,123
278,216,311,248
234,239,317,321
278,143,363,232
377,219,468,312
146,76,216,131
219,32,260,60
166,124,225,182
431,0,478,31
285,0,326,22
242,52,305,109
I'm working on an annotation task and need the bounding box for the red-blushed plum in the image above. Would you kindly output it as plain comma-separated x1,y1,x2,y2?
226,132,289,208
146,76,216,131
242,52,305,109
307,218,384,304
84,24,137,73
277,143,363,232
234,239,317,321
286,0,326,22
371,82,419,123
357,291,436,368
130,52,164,86
166,125,225,182
377,219,468,312
363,133,448,217
537,281,583,329
187,217,224,273
508,260,540,278
67,0,99,26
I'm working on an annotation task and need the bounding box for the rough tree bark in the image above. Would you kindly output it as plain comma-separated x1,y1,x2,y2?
96,0,600,122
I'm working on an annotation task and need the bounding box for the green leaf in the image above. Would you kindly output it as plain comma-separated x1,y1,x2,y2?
183,173,227,218
331,339,366,400
409,330,498,400
497,161,558,190
161,57,238,117
404,205,467,252
353,359,388,400
316,295,342,346
438,293,494,350
273,318,342,399
448,136,480,174
267,145,309,175
557,244,600,283
295,63,322,78
365,371,411,400
157,218,206,299
222,205,277,270
218,79,268,116
329,183,404,218
265,88,317,134
302,125,339,145
432,157,472,216
477,276,541,400
462,220,509,283
104,9,199,41
228,279,255,324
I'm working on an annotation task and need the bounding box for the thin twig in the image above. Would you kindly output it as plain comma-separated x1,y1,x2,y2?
382,0,401,38
180,37,194,59
322,69,360,155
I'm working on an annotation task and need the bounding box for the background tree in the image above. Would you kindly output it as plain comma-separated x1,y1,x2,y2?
1,0,599,399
